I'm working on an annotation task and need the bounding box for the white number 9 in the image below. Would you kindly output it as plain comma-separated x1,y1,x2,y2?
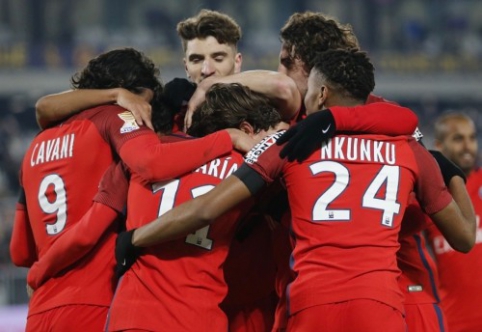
38,174,67,235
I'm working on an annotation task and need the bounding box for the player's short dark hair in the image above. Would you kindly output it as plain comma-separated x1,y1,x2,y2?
177,10,242,52
312,49,375,102
280,12,359,72
187,83,281,137
71,48,163,97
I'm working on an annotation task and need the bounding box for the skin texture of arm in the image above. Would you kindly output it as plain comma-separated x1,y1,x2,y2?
26,202,119,290
10,203,37,267
35,88,153,129
132,175,252,247
429,176,476,253
185,70,302,129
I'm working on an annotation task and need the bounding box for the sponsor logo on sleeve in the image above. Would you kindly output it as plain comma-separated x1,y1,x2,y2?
244,131,286,164
412,127,424,141
118,111,140,133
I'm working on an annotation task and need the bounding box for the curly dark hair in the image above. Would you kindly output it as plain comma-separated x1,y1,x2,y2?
71,48,163,97
177,10,242,52
312,49,375,102
187,83,281,137
280,12,359,72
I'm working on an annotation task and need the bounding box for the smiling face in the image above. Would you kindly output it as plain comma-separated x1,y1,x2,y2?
435,117,478,175
184,36,242,84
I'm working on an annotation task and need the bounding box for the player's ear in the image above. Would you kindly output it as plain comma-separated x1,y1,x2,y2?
239,121,254,136
234,53,242,74
318,85,329,109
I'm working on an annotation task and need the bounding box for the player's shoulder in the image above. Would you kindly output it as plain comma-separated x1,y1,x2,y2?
245,130,286,165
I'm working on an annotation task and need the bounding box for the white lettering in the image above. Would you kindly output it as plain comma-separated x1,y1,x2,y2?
319,136,398,166
30,134,74,167
360,139,371,161
373,141,384,163
346,137,358,161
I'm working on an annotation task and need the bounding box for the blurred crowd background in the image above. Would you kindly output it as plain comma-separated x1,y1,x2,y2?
0,0,481,309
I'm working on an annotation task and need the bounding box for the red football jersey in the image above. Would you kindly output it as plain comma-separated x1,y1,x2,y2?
18,106,144,315
241,130,452,316
107,137,253,332
397,195,442,306
12,105,234,317
427,167,482,331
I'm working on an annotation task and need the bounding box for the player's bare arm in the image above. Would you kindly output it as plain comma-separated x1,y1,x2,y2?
430,175,476,253
35,88,153,130
185,70,301,129
132,175,253,247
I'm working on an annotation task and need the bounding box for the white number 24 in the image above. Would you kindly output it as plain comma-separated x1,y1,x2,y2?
153,180,214,250
310,161,401,227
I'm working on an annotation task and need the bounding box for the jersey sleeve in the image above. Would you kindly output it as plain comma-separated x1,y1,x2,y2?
92,106,234,182
330,102,418,136
118,130,233,182
242,131,287,184
27,202,119,290
93,162,129,213
10,188,37,267
410,141,453,214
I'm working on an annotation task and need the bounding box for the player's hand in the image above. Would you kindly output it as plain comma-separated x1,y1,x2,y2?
26,283,34,298
225,128,257,153
26,262,43,290
115,229,142,279
184,85,209,131
277,109,336,162
116,88,154,130
429,150,467,186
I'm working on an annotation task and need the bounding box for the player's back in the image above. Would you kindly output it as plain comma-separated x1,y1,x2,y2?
107,135,253,332
282,134,423,315
21,107,118,315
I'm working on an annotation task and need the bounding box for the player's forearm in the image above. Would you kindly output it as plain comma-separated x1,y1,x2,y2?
446,176,476,248
330,103,418,135
27,203,119,289
133,197,211,247
35,88,122,129
132,175,253,247
10,205,37,267
120,130,233,182
201,70,301,121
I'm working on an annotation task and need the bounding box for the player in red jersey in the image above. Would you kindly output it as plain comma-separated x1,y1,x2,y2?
426,112,482,332
116,49,475,332
9,49,249,332
398,195,449,332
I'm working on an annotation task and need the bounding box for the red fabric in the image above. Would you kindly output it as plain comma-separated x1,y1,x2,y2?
26,305,108,332
244,130,452,317
10,201,37,267
119,129,233,182
404,303,448,332
16,105,235,318
20,108,118,316
330,102,418,136
426,167,482,331
286,300,406,332
107,142,254,331
27,202,119,289
223,292,278,332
